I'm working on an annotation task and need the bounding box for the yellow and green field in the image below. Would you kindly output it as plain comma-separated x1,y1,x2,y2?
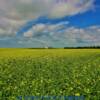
0,49,100,100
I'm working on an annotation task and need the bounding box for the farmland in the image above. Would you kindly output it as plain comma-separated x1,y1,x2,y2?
0,49,100,100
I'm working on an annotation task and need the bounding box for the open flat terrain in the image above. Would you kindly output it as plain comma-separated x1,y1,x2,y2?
0,49,100,100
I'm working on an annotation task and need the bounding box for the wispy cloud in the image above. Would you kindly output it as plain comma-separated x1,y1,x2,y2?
21,22,100,47
0,0,95,37
0,0,99,47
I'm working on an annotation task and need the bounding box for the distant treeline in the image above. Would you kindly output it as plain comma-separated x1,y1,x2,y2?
28,46,100,49
64,46,100,49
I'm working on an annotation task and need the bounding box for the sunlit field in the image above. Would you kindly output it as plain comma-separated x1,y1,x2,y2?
0,49,100,100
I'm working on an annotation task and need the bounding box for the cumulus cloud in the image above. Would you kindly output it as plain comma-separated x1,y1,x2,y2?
22,22,100,47
0,0,95,19
0,0,95,38
0,26,16,37
23,21,69,38
33,24,46,32
23,30,33,38
0,17,25,38
48,0,95,18
0,0,99,47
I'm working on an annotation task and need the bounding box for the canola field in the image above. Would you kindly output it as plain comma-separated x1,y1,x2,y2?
0,49,100,100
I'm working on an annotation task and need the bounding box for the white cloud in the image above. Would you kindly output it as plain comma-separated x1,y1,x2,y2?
24,30,33,38
6,16,97,48
63,26,100,44
97,29,100,32
0,0,95,21
47,21,69,31
0,0,95,20
22,22,100,47
0,17,26,37
0,0,95,38
0,27,16,37
33,24,46,32
23,21,69,38
48,0,95,18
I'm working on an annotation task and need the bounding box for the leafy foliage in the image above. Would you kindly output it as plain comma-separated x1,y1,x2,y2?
0,49,100,100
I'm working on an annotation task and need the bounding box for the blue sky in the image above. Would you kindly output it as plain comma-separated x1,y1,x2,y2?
0,0,100,47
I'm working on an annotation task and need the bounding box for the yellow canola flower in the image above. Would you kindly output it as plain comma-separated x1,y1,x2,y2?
75,93,80,96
